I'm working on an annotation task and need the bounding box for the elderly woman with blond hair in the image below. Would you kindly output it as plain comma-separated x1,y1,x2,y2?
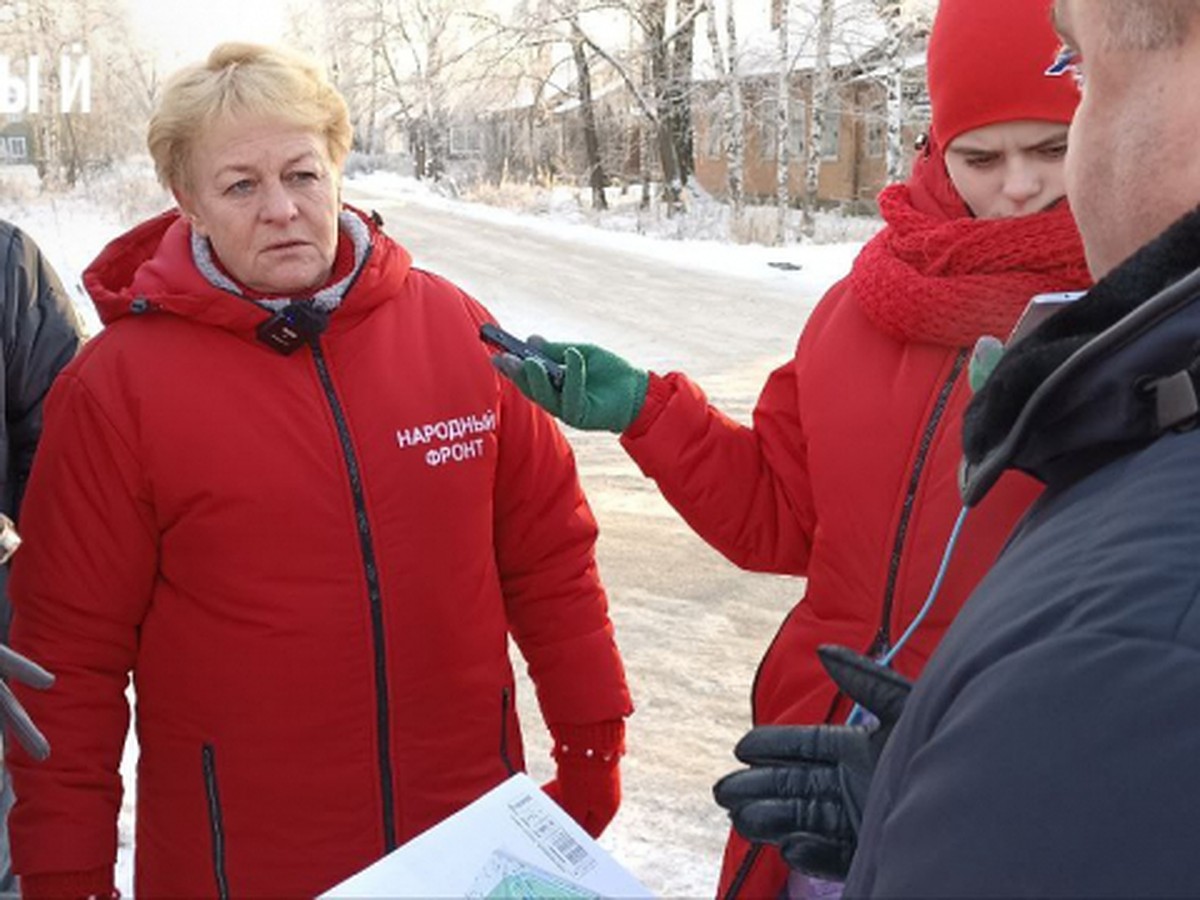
5,42,631,897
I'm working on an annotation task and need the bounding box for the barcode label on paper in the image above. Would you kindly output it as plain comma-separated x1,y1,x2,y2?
508,794,597,880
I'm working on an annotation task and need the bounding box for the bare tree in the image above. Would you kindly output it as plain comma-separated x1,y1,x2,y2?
643,0,681,206
0,0,147,186
307,0,505,183
295,0,925,231
555,0,705,211
774,0,791,244
824,0,928,189
704,0,744,231
303,0,400,156
873,0,924,183
387,0,454,179
570,17,607,209
458,0,619,203
377,0,711,210
668,0,697,184
802,0,834,236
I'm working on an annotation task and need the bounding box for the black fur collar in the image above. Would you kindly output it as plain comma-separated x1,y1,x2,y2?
963,205,1200,465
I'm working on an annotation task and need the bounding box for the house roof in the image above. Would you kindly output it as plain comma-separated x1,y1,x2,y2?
693,0,928,82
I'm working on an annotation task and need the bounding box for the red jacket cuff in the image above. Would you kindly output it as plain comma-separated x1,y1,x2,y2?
20,867,116,899
548,718,626,763
622,371,673,439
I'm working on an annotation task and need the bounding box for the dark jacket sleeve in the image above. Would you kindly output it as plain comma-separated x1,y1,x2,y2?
0,223,85,514
848,633,1200,897
0,222,85,637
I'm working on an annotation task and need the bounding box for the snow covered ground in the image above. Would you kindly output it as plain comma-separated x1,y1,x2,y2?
0,164,878,897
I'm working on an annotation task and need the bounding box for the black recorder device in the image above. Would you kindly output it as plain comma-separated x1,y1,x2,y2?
257,301,329,355
479,323,566,391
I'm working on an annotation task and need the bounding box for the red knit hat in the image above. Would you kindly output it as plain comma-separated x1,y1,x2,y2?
927,0,1078,148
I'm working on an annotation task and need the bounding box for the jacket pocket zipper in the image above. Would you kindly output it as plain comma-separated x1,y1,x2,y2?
202,743,231,900
499,686,516,776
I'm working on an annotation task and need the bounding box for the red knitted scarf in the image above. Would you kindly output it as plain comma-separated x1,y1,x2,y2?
851,184,1092,347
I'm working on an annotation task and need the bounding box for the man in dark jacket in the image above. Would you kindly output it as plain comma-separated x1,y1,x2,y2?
0,222,85,633
0,221,83,895
717,2,1200,895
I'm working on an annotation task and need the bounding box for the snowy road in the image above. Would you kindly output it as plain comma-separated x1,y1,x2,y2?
346,184,831,897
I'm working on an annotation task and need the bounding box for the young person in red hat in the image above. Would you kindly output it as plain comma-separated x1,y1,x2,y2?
493,1,1087,896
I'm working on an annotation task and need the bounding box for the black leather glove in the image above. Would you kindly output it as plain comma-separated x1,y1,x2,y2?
712,645,911,881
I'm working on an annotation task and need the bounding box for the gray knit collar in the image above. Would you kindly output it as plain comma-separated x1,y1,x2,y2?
189,210,370,312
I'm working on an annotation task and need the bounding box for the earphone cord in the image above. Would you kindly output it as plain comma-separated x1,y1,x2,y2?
846,504,971,725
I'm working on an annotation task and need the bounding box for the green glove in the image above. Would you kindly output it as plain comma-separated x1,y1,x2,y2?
969,335,1005,394
494,338,649,433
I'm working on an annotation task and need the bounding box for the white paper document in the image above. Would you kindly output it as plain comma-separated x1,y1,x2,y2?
320,773,655,898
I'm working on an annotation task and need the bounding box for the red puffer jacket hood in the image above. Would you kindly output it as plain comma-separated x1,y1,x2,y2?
83,205,408,335
906,134,971,221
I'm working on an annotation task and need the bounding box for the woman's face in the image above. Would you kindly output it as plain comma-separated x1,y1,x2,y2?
175,116,341,296
944,120,1070,219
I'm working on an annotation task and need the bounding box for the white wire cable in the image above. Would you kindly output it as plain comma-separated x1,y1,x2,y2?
846,505,971,725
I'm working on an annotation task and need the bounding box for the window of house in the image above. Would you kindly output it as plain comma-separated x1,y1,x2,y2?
759,98,777,161
6,136,25,160
867,117,886,158
788,98,805,157
449,124,481,157
706,111,726,159
820,98,840,160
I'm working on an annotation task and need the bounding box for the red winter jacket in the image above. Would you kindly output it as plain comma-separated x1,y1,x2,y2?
7,208,632,897
620,150,1089,897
